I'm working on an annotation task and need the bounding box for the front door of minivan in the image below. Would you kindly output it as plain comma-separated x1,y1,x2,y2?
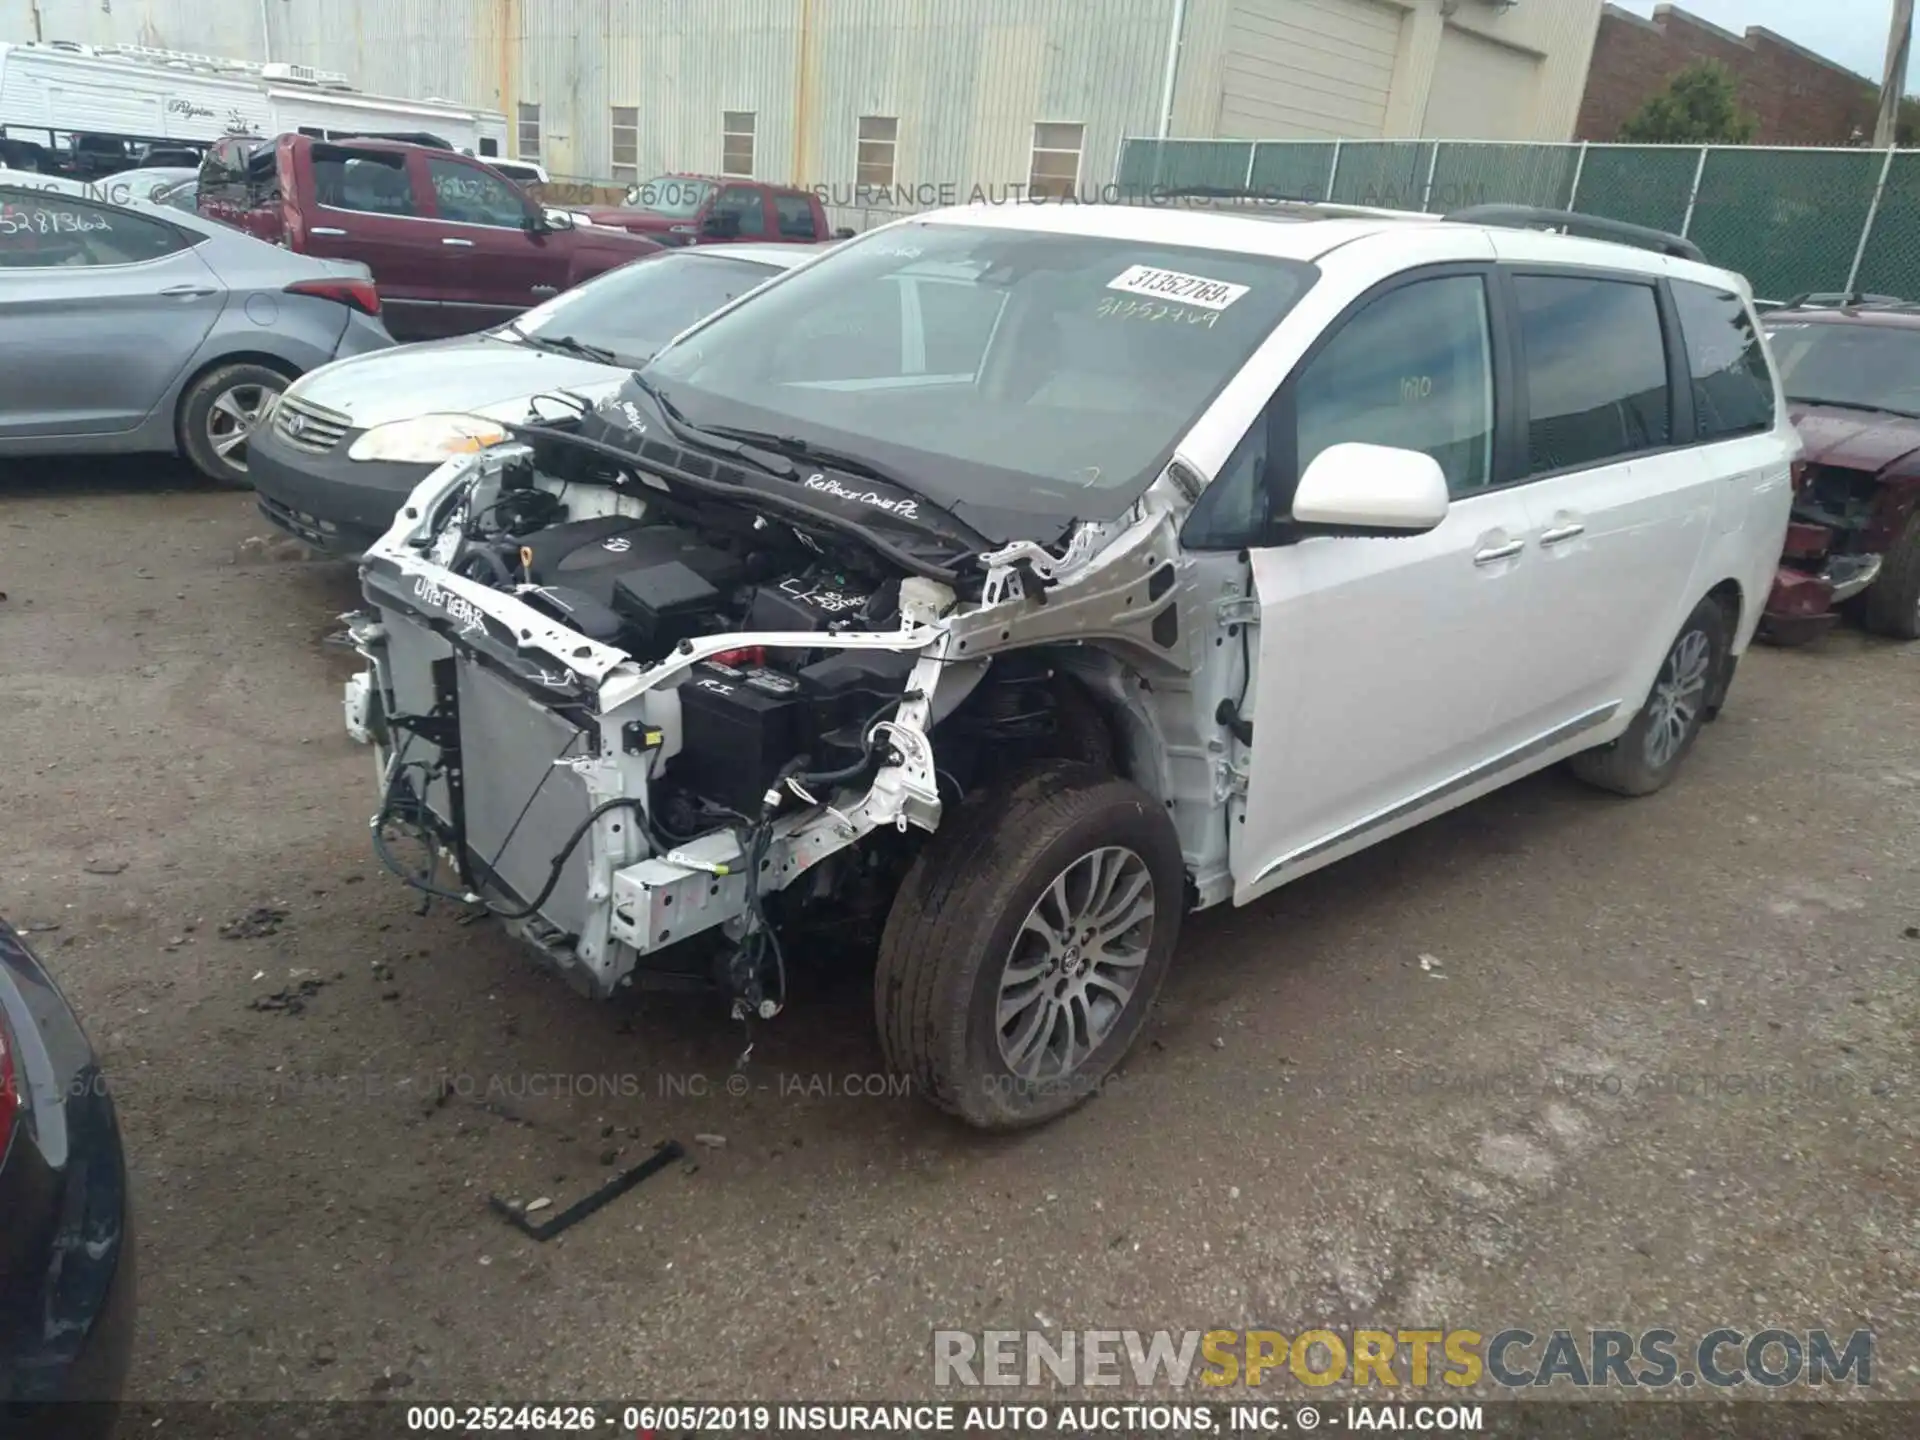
1223,270,1541,906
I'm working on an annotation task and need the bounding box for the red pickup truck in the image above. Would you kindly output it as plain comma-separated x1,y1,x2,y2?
197,134,663,341
578,173,851,246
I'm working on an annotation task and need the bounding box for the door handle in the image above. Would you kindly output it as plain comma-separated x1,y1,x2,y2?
530,285,559,296
158,284,218,298
310,226,348,237
442,237,476,248
1473,539,1525,566
1539,522,1587,546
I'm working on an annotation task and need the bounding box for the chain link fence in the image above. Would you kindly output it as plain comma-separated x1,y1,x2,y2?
1116,138,1918,301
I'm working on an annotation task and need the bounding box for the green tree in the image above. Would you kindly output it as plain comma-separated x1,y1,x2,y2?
1618,61,1759,144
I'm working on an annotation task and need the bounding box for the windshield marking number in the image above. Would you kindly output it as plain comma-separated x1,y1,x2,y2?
1107,264,1249,312
1096,294,1220,328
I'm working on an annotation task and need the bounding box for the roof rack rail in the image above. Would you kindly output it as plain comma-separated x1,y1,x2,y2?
1443,204,1705,263
1771,290,1907,311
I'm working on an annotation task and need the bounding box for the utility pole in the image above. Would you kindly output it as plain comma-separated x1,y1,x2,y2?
1875,0,1914,148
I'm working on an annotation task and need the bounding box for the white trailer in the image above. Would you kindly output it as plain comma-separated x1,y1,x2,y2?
0,42,508,169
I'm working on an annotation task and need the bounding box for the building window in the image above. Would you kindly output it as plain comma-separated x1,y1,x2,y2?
722,111,755,178
857,115,897,194
611,105,639,183
516,102,541,161
1028,122,1083,200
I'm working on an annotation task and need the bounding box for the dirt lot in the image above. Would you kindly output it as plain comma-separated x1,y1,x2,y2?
2,458,1916,1406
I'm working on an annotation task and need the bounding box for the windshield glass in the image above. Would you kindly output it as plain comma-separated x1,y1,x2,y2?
641,221,1318,522
1764,320,1920,416
627,176,714,217
510,252,782,367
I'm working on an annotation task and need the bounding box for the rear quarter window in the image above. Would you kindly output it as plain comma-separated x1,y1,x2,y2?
1672,280,1774,440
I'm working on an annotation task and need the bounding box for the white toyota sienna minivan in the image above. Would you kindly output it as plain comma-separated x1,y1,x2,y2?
341,199,1800,1129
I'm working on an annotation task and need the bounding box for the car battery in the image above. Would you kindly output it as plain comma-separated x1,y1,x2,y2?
672,662,805,816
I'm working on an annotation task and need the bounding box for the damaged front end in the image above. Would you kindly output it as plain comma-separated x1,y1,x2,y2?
340,415,1188,1022
1762,445,1920,644
1762,513,1883,645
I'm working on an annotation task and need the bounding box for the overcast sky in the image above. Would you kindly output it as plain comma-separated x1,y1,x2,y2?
1612,1,1913,89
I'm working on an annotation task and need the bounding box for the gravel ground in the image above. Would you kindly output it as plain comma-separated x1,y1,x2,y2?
2,458,1915,1409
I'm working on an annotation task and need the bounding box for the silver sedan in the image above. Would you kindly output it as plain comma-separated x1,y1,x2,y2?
0,168,395,485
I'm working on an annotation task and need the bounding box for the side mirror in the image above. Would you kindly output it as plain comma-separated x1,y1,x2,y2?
530,206,574,233
833,226,856,239
701,208,741,239
1291,442,1449,536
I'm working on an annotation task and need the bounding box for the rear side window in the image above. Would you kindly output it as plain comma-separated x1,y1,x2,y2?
1671,280,1774,440
712,185,767,237
426,157,527,228
313,146,421,218
773,193,816,239
1514,275,1671,473
0,187,190,268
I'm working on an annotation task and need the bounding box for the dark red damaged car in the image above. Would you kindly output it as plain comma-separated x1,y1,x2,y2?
1760,300,1920,643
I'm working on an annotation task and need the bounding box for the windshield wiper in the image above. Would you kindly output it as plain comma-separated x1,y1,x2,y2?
1791,395,1920,419
624,371,795,479
518,332,619,365
699,425,910,487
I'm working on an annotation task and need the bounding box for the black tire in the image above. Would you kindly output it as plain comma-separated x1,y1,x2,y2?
875,761,1183,1130
176,362,289,488
1569,595,1731,797
1863,511,1920,640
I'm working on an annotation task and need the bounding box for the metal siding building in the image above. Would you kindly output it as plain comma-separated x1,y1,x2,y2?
13,0,1601,204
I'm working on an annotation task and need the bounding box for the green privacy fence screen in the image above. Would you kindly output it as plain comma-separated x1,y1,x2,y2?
1115,138,1918,300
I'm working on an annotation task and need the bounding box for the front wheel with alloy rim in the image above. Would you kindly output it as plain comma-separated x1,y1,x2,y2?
176,362,289,488
876,762,1184,1130
1568,595,1731,797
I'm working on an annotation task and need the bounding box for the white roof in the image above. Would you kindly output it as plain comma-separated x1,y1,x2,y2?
895,199,1749,292
694,240,840,268
905,199,1445,262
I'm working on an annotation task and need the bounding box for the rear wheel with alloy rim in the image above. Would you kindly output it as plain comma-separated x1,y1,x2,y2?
877,762,1183,1130
1569,595,1731,797
177,362,289,488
